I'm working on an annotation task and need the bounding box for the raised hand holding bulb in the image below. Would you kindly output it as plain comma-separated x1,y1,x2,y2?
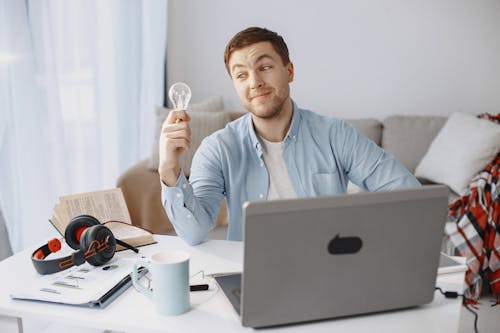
159,82,192,186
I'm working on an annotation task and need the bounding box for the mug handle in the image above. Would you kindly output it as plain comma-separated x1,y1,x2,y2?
132,260,152,299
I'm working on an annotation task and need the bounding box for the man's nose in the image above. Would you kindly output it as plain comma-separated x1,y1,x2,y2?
249,72,264,89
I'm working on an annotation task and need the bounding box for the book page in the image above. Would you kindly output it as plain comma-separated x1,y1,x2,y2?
60,188,131,224
104,222,155,250
50,204,67,235
438,253,467,275
106,221,150,239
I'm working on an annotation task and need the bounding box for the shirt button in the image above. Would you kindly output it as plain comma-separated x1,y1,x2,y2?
187,214,192,218
260,162,264,167
176,192,182,198
259,194,264,199
182,183,188,189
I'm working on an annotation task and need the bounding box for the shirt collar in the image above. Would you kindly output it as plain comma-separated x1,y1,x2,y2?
247,100,301,154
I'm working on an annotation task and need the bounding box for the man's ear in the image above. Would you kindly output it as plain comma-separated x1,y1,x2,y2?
287,62,294,82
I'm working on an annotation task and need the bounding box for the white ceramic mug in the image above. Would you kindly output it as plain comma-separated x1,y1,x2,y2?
132,251,190,316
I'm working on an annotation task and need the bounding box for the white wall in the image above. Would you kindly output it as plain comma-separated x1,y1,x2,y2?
167,0,500,119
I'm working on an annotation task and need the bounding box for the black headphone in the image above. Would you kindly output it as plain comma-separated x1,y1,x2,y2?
31,215,138,275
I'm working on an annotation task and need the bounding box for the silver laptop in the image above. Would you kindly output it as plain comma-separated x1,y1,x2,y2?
215,185,449,328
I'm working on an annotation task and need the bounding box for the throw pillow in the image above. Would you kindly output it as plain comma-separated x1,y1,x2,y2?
178,111,230,177
149,96,224,171
187,95,224,113
415,112,500,195
148,97,230,176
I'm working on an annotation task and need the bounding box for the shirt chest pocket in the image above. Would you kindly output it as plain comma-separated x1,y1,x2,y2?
311,171,344,196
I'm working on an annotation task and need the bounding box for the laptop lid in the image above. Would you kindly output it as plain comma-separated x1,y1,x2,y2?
240,185,448,328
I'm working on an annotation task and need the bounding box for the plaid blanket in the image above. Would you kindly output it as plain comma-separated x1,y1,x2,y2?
446,113,500,301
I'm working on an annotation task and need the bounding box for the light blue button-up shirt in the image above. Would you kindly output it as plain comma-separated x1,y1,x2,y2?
162,102,420,245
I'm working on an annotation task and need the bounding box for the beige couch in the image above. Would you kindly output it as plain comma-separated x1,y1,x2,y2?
117,112,448,235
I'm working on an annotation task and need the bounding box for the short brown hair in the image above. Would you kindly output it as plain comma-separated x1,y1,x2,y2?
224,27,290,74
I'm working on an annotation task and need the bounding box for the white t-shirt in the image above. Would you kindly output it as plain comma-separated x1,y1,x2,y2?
259,136,297,200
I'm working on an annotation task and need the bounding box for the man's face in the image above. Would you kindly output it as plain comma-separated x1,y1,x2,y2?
228,41,294,119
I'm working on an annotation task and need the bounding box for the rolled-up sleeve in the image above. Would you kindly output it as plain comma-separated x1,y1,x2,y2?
161,137,225,246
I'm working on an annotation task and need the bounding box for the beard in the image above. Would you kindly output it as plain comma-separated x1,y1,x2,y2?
244,92,288,120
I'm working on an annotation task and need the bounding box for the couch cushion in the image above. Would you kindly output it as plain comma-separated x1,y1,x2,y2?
150,108,230,176
185,95,224,113
344,118,383,146
382,115,447,173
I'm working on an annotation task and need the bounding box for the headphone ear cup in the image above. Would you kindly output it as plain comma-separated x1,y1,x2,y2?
65,215,101,250
80,225,116,266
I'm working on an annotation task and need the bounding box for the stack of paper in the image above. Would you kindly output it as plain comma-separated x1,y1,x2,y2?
11,257,138,307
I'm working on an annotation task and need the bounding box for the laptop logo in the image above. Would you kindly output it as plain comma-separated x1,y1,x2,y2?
328,234,363,255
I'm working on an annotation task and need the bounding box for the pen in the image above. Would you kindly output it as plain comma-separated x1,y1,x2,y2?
190,284,209,292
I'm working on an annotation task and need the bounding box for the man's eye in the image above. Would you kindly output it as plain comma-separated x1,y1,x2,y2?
261,65,272,71
236,73,247,79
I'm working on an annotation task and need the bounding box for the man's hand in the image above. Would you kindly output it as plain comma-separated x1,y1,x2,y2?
158,109,191,186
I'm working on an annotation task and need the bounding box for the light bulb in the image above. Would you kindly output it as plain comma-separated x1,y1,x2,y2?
168,82,192,110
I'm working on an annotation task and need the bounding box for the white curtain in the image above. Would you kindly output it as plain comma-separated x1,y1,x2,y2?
0,0,167,252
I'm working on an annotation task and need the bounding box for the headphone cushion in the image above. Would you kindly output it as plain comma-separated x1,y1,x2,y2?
65,215,101,250
80,225,116,266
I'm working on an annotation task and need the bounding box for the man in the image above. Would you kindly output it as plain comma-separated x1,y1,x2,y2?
159,27,420,245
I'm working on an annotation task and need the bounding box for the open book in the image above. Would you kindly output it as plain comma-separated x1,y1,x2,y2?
438,253,467,275
50,188,155,250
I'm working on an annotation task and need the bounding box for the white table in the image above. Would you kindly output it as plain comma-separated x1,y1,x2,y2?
0,235,465,333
